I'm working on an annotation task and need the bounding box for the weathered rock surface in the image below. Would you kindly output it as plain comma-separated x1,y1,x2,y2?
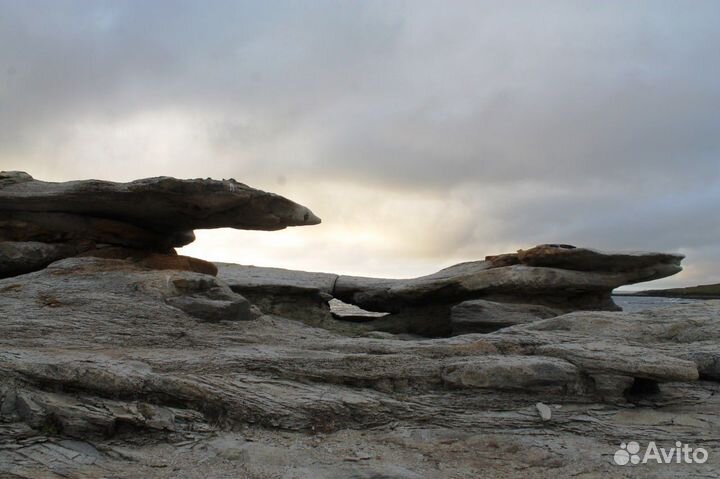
334,244,683,313
217,263,338,327
1,256,718,478
0,211,195,250
217,263,338,295
0,241,85,278
79,247,219,276
515,244,684,272
450,299,559,334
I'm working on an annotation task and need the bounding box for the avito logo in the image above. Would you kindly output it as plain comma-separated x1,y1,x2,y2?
614,441,709,466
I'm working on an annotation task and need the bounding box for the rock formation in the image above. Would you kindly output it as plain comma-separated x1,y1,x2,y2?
0,171,320,278
219,244,684,336
0,171,320,231
2,172,714,478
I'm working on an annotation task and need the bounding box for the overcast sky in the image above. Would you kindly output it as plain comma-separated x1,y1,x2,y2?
1,1,719,288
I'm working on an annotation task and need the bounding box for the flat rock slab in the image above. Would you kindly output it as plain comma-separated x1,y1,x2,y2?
0,171,320,232
217,263,338,295
333,245,683,312
515,244,684,272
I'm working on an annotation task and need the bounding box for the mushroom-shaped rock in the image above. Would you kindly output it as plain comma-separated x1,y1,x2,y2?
0,171,320,232
0,171,321,278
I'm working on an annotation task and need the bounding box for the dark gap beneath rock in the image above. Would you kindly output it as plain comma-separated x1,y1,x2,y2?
624,377,661,399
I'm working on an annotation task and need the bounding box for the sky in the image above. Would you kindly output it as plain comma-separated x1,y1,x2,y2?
1,0,719,289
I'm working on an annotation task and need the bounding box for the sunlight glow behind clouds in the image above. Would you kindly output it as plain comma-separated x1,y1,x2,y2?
1,0,719,287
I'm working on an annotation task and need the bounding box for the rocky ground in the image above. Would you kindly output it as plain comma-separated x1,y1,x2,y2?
1,257,718,478
1,172,718,478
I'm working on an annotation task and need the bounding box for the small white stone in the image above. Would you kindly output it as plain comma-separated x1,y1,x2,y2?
536,402,552,421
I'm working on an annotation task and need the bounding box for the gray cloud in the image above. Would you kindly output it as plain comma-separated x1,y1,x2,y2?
1,0,719,286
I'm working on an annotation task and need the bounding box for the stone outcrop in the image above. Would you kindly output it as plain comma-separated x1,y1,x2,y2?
0,171,320,232
1,256,718,478
334,244,683,312
0,171,320,278
218,244,684,336
216,263,340,329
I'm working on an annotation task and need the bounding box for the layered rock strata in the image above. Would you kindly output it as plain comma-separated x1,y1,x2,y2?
219,244,684,336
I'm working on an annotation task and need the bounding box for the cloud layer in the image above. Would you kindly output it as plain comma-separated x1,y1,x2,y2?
1,0,719,287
